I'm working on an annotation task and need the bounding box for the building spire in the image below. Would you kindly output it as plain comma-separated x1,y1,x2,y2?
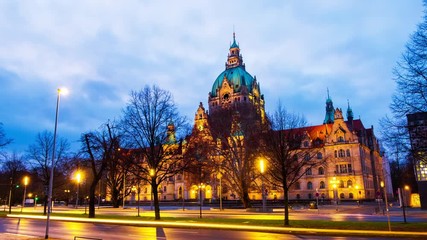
323,88,334,124
347,99,354,121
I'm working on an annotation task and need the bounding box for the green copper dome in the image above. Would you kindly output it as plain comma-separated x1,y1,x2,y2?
211,66,254,97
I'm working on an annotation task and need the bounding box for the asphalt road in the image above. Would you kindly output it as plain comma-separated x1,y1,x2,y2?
0,218,393,240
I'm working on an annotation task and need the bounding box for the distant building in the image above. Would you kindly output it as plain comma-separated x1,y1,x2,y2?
407,112,427,209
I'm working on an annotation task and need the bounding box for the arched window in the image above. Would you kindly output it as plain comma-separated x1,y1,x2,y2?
304,153,310,161
338,136,344,142
303,141,309,147
295,182,300,190
334,150,338,158
347,180,353,188
349,193,354,199
308,193,312,199
346,149,351,157
318,167,324,175
317,152,323,159
339,149,345,157
340,193,345,199
296,194,301,199
319,181,325,189
339,180,345,188
307,181,313,190
306,168,312,175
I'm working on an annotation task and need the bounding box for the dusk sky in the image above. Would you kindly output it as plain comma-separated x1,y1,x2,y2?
0,1,424,154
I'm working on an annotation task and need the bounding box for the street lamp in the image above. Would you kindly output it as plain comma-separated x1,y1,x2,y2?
259,158,266,212
75,171,82,208
381,181,391,231
355,185,360,206
21,176,29,213
217,171,223,211
401,185,410,223
198,183,205,218
330,177,339,211
45,87,68,239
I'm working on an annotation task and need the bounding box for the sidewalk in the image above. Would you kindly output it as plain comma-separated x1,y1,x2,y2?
6,213,427,239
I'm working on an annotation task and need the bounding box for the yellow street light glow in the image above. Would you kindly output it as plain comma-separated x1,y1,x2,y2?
404,185,410,191
380,181,384,188
23,176,29,186
58,88,69,96
75,171,82,183
259,158,265,174
149,169,155,177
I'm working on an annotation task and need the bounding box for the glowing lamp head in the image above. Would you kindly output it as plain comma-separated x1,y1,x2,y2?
75,171,82,183
58,88,69,96
380,181,384,188
23,176,29,186
259,158,265,174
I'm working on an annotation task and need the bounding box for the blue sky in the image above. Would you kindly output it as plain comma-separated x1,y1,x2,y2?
0,1,424,154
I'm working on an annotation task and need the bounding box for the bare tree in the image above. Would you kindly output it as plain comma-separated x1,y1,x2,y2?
391,4,427,117
208,105,264,208
1,152,26,213
0,123,12,157
26,130,70,214
120,85,188,220
81,121,121,218
261,104,326,226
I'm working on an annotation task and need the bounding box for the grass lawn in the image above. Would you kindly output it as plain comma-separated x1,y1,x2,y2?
3,210,426,232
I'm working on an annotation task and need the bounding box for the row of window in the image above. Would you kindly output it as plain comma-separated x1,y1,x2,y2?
305,167,324,175
296,192,356,200
335,164,353,174
335,149,351,158
295,179,354,190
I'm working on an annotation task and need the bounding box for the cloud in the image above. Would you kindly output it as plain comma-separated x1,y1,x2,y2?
0,0,424,153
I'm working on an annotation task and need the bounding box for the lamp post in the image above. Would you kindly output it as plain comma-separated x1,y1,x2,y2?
401,185,410,223
217,171,223,211
259,158,266,212
330,177,338,211
355,185,360,206
75,171,82,208
381,181,391,231
45,87,68,239
198,183,205,218
21,176,29,212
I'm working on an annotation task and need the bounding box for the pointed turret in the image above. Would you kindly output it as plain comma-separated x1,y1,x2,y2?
347,100,354,121
226,32,244,69
323,89,334,124
347,100,354,130
166,120,176,144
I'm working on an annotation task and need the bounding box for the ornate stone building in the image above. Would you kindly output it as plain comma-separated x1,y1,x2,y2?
124,34,390,204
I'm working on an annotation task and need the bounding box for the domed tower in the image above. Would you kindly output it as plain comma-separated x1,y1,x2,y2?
208,33,265,120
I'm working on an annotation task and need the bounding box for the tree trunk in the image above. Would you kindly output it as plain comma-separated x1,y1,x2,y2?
283,186,290,226
241,188,252,208
152,180,161,220
111,188,120,208
89,183,96,218
43,194,48,215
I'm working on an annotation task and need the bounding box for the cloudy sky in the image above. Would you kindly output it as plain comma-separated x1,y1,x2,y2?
0,0,424,154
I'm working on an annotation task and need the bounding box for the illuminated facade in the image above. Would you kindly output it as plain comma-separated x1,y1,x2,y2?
122,34,389,204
